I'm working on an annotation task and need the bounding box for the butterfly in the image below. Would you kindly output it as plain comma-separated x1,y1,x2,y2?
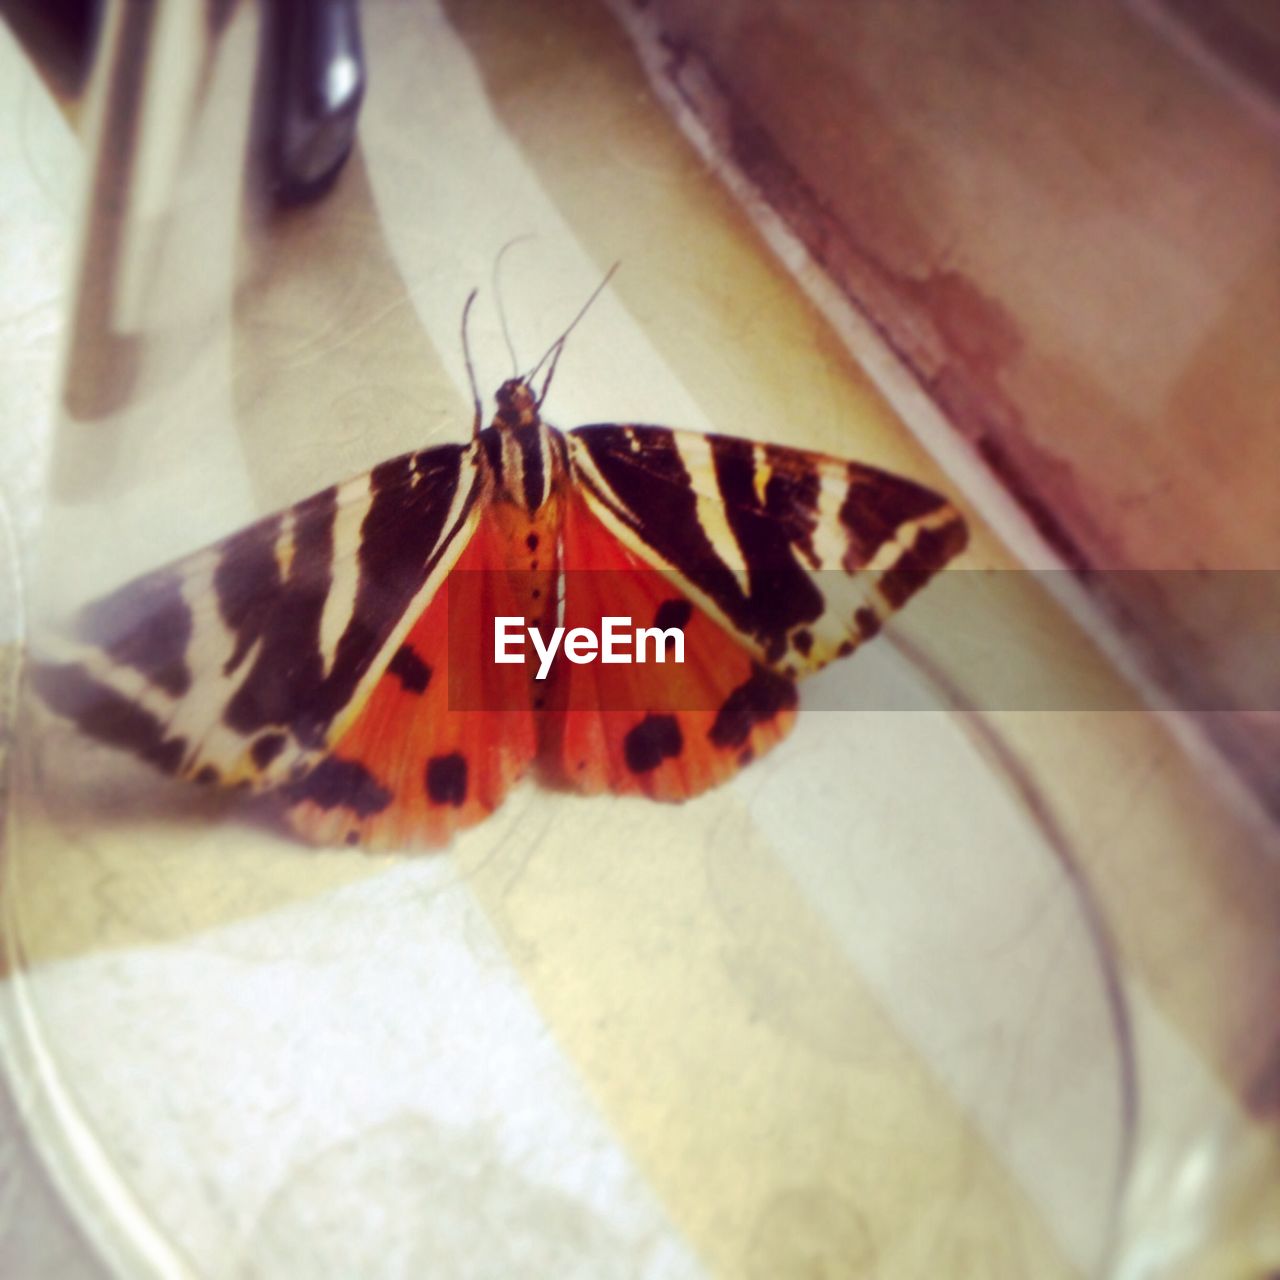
32,294,969,851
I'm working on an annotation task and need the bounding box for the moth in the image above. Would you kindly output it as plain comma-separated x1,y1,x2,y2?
33,296,968,850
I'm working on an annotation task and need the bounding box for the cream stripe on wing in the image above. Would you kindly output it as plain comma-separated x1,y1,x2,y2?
676,432,751,572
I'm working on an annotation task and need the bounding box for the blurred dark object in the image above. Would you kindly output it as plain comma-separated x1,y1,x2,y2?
270,0,366,203
0,0,103,108
2,0,366,202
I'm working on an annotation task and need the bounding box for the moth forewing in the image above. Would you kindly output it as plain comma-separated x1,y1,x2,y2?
315,452,488,754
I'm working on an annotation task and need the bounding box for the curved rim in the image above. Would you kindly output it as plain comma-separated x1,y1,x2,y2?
0,495,198,1278
890,627,1138,1280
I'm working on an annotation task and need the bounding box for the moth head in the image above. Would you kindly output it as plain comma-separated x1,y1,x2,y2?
493,377,541,430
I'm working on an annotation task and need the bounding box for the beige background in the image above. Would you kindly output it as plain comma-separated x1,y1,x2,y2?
2,2,1278,1277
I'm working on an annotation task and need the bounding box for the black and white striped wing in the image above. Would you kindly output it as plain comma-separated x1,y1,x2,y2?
566,425,968,676
32,440,486,790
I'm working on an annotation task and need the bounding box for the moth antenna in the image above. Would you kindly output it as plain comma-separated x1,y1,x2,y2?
537,337,568,407
493,235,537,376
527,261,620,404
461,288,483,436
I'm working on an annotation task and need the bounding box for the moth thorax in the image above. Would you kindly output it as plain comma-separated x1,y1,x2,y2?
492,419,561,514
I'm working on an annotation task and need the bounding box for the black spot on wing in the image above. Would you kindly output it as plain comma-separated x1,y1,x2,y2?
251,732,286,769
793,627,813,656
653,598,693,632
425,753,468,806
708,666,797,750
387,644,432,694
623,714,683,773
526,532,539,551
79,570,193,697
286,756,391,817
31,662,187,775
854,607,880,640
194,764,220,785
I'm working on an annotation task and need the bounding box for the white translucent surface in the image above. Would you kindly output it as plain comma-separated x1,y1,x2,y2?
3,4,1277,1280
